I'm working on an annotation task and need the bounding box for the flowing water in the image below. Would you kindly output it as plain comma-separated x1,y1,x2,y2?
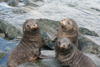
0,0,100,67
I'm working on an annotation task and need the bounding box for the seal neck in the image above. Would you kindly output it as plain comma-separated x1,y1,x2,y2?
59,45,81,66
61,27,74,33
22,31,41,42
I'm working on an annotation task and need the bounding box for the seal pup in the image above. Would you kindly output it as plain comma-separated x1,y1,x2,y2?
7,19,43,67
55,37,96,67
56,18,79,48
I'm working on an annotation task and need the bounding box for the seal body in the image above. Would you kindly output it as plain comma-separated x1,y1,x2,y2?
7,19,43,67
56,18,79,48
55,37,96,67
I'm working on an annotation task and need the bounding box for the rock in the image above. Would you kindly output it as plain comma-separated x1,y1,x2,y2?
0,33,5,38
0,0,5,2
23,0,42,6
79,27,99,37
5,0,9,2
0,50,7,60
0,19,22,40
37,19,60,49
0,18,100,55
17,62,40,67
5,46,11,51
12,7,31,14
8,0,19,7
78,34,100,57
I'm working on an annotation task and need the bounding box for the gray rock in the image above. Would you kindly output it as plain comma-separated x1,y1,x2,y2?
0,33,5,38
12,7,31,14
79,27,99,37
0,0,5,2
17,62,40,67
0,18,100,56
78,34,100,57
0,19,22,40
23,0,42,6
8,0,19,7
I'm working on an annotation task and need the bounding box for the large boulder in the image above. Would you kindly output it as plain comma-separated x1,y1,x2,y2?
0,19,22,39
37,19,100,57
0,18,100,56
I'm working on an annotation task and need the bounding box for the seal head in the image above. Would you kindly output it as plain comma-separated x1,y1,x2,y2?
23,19,39,35
61,18,78,32
56,37,72,55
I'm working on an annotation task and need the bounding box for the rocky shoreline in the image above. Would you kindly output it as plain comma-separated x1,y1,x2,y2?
0,0,100,67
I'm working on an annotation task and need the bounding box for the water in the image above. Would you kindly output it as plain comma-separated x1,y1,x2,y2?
0,0,100,66
0,37,20,66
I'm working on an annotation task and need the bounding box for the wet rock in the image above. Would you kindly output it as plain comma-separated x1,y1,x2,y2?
23,0,42,7
0,50,7,60
17,62,40,67
0,18,100,55
5,0,9,2
37,19,100,50
8,0,19,7
78,34,100,57
0,0,5,2
0,33,5,38
0,0,9,2
79,27,99,37
5,46,11,51
37,19,60,49
0,19,22,40
12,7,31,14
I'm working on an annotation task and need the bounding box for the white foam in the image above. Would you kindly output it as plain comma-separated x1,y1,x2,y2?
0,2,13,8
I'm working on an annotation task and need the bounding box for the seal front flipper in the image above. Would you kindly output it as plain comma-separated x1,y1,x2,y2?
39,54,54,59
29,56,38,62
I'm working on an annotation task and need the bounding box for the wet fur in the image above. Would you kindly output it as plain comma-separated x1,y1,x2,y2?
7,19,43,67
56,18,79,48
55,38,96,67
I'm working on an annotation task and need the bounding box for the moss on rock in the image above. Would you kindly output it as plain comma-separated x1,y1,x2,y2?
0,51,7,60
79,27,99,37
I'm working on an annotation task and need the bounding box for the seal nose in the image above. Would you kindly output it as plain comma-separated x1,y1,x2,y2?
31,23,38,29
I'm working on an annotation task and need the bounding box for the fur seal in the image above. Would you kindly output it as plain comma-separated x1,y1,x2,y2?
55,37,96,67
7,19,43,67
56,18,79,48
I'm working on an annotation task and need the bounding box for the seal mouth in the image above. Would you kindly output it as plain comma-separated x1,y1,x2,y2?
32,28,38,31
31,25,38,31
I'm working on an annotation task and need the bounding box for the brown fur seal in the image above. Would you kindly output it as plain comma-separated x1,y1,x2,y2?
7,19,43,67
56,18,79,48
55,37,96,67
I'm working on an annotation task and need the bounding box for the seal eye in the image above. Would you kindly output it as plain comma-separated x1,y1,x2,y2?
68,21,70,25
27,25,30,27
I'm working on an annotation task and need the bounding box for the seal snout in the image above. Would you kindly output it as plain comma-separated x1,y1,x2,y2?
30,23,38,31
57,37,70,49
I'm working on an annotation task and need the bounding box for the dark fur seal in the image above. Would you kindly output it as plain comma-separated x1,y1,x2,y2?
55,37,96,67
56,18,79,47
7,19,43,67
